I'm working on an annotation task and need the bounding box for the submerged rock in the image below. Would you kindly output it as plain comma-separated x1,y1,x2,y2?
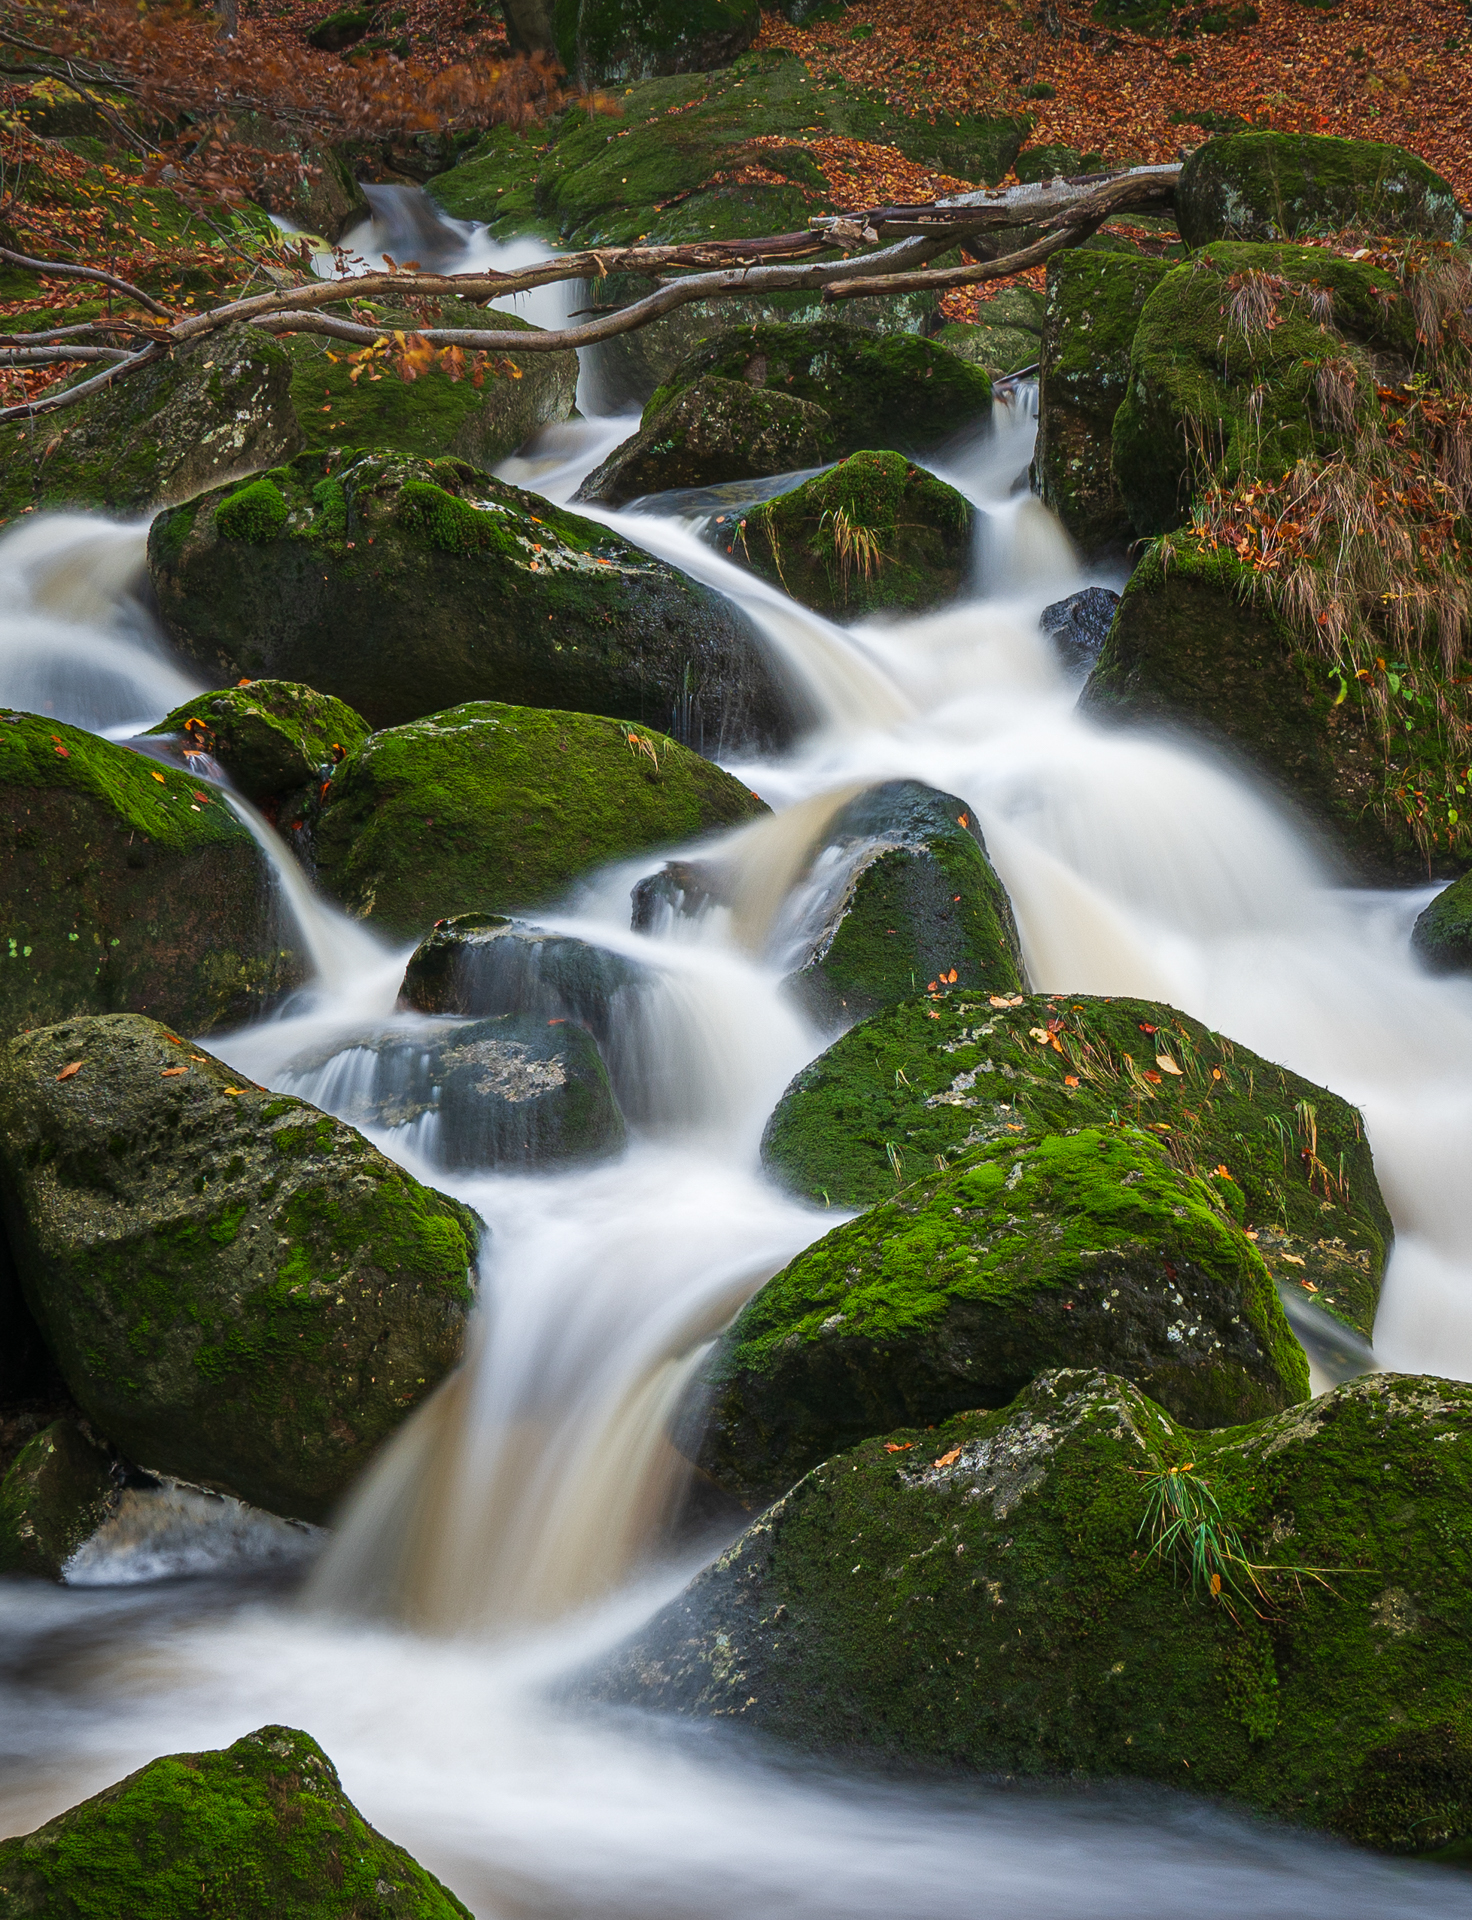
0,1417,117,1581
401,914,652,1042
0,1013,480,1523
699,1126,1308,1507
0,1724,473,1917
731,452,972,619
1039,585,1118,674
761,988,1391,1334
1412,871,1472,976
146,680,371,810
597,1368,1472,1855
312,700,767,938
149,450,794,748
1176,131,1466,249
574,376,835,505
0,710,304,1041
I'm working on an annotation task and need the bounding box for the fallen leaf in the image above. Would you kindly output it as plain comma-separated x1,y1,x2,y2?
956,813,969,827
1029,1027,1050,1044
150,770,166,783
1281,1253,1306,1267
945,968,958,983
884,1441,914,1453
1215,1164,1232,1178
1209,1572,1222,1597
1144,1069,1163,1084
1155,1055,1183,1076
223,1087,244,1096
1064,1074,1079,1087
933,1446,962,1469
56,1061,83,1080
1138,1023,1158,1035
160,1067,188,1078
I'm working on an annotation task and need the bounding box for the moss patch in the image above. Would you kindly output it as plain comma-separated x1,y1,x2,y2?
1412,871,1472,975
575,375,836,505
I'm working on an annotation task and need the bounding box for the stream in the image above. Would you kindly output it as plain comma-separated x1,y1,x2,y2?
2,194,1472,1918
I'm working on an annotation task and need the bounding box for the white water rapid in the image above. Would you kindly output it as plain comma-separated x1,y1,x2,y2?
3,305,1472,1914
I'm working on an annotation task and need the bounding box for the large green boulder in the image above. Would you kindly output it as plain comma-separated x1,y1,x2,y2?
0,1013,480,1523
599,1368,1472,1855
566,0,759,84
0,710,303,1041
0,1725,472,1917
1111,243,1414,538
1177,132,1466,250
574,376,835,505
1081,544,1453,885
146,681,371,812
1412,871,1472,975
312,701,766,938
1033,250,1169,553
0,1417,116,1580
699,1127,1308,1506
761,986,1390,1336
731,452,972,619
149,451,794,745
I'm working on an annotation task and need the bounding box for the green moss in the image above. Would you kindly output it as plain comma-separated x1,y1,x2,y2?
702,1127,1308,1503
572,0,760,85
762,986,1390,1334
0,1724,473,1916
1178,131,1466,248
215,478,289,544
146,681,370,808
397,479,507,555
577,376,836,505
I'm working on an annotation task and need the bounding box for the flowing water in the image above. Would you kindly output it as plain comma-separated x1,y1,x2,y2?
3,254,1472,1913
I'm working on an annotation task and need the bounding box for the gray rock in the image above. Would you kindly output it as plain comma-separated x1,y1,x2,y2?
1040,586,1119,675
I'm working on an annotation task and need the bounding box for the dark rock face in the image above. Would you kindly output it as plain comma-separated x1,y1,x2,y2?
218,111,370,239
569,0,761,85
0,710,305,1042
401,915,652,1044
149,450,797,749
592,1369,1472,1857
0,1725,473,1917
698,1126,1308,1508
0,1418,117,1580
311,701,768,939
761,989,1391,1337
1033,250,1169,554
1412,872,1472,976
146,680,371,811
574,376,835,505
1039,586,1119,674
0,1014,480,1523
1176,131,1466,250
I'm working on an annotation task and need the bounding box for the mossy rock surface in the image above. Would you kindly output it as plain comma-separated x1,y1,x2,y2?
148,450,794,749
700,1126,1308,1505
0,710,304,1041
734,451,972,618
575,375,835,505
1033,250,1169,554
934,284,1045,379
0,1417,116,1580
0,1724,472,1917
645,321,993,460
569,0,759,85
1081,542,1444,883
1412,871,1472,976
598,1367,1472,1855
313,700,767,938
761,985,1390,1334
1177,132,1466,249
1111,242,1414,538
146,681,370,808
0,1013,479,1523
0,327,303,528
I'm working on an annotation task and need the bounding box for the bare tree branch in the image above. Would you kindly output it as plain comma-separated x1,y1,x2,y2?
0,245,177,319
0,345,135,365
0,344,166,423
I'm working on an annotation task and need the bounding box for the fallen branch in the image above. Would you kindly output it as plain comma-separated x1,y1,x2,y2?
0,245,176,319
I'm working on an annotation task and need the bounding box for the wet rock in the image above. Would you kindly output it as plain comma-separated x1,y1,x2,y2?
1176,131,1466,250
698,1126,1309,1507
1033,250,1169,553
568,0,760,85
0,710,305,1042
282,1013,626,1171
0,1013,480,1523
596,1368,1472,1855
1039,585,1119,674
574,376,836,506
220,111,370,240
760,988,1391,1335
1411,871,1472,976
401,914,652,1044
312,700,767,939
0,1417,118,1581
146,680,371,811
933,283,1046,379
731,452,972,619
149,451,795,747
0,1724,473,1916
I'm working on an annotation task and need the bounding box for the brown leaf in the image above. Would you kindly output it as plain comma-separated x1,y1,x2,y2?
56,1061,83,1080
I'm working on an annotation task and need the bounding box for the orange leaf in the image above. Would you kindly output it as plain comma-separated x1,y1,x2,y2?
934,1446,962,1469
56,1061,83,1080
150,770,166,783
957,812,969,827
1064,1074,1079,1087
884,1442,913,1453
160,1066,188,1078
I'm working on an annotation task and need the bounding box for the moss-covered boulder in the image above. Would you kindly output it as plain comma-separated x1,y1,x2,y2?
1111,243,1415,538
574,376,835,506
1177,132,1466,250
599,1368,1472,1854
400,914,651,1045
0,1013,480,1522
146,681,371,812
0,327,303,527
0,1417,117,1580
1412,871,1472,975
1081,544,1447,884
1033,250,1169,553
934,284,1046,379
761,987,1390,1334
313,701,767,938
149,450,794,746
0,1724,472,1917
0,710,304,1042
731,452,972,619
281,1013,626,1171
699,1127,1308,1506
567,0,759,84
